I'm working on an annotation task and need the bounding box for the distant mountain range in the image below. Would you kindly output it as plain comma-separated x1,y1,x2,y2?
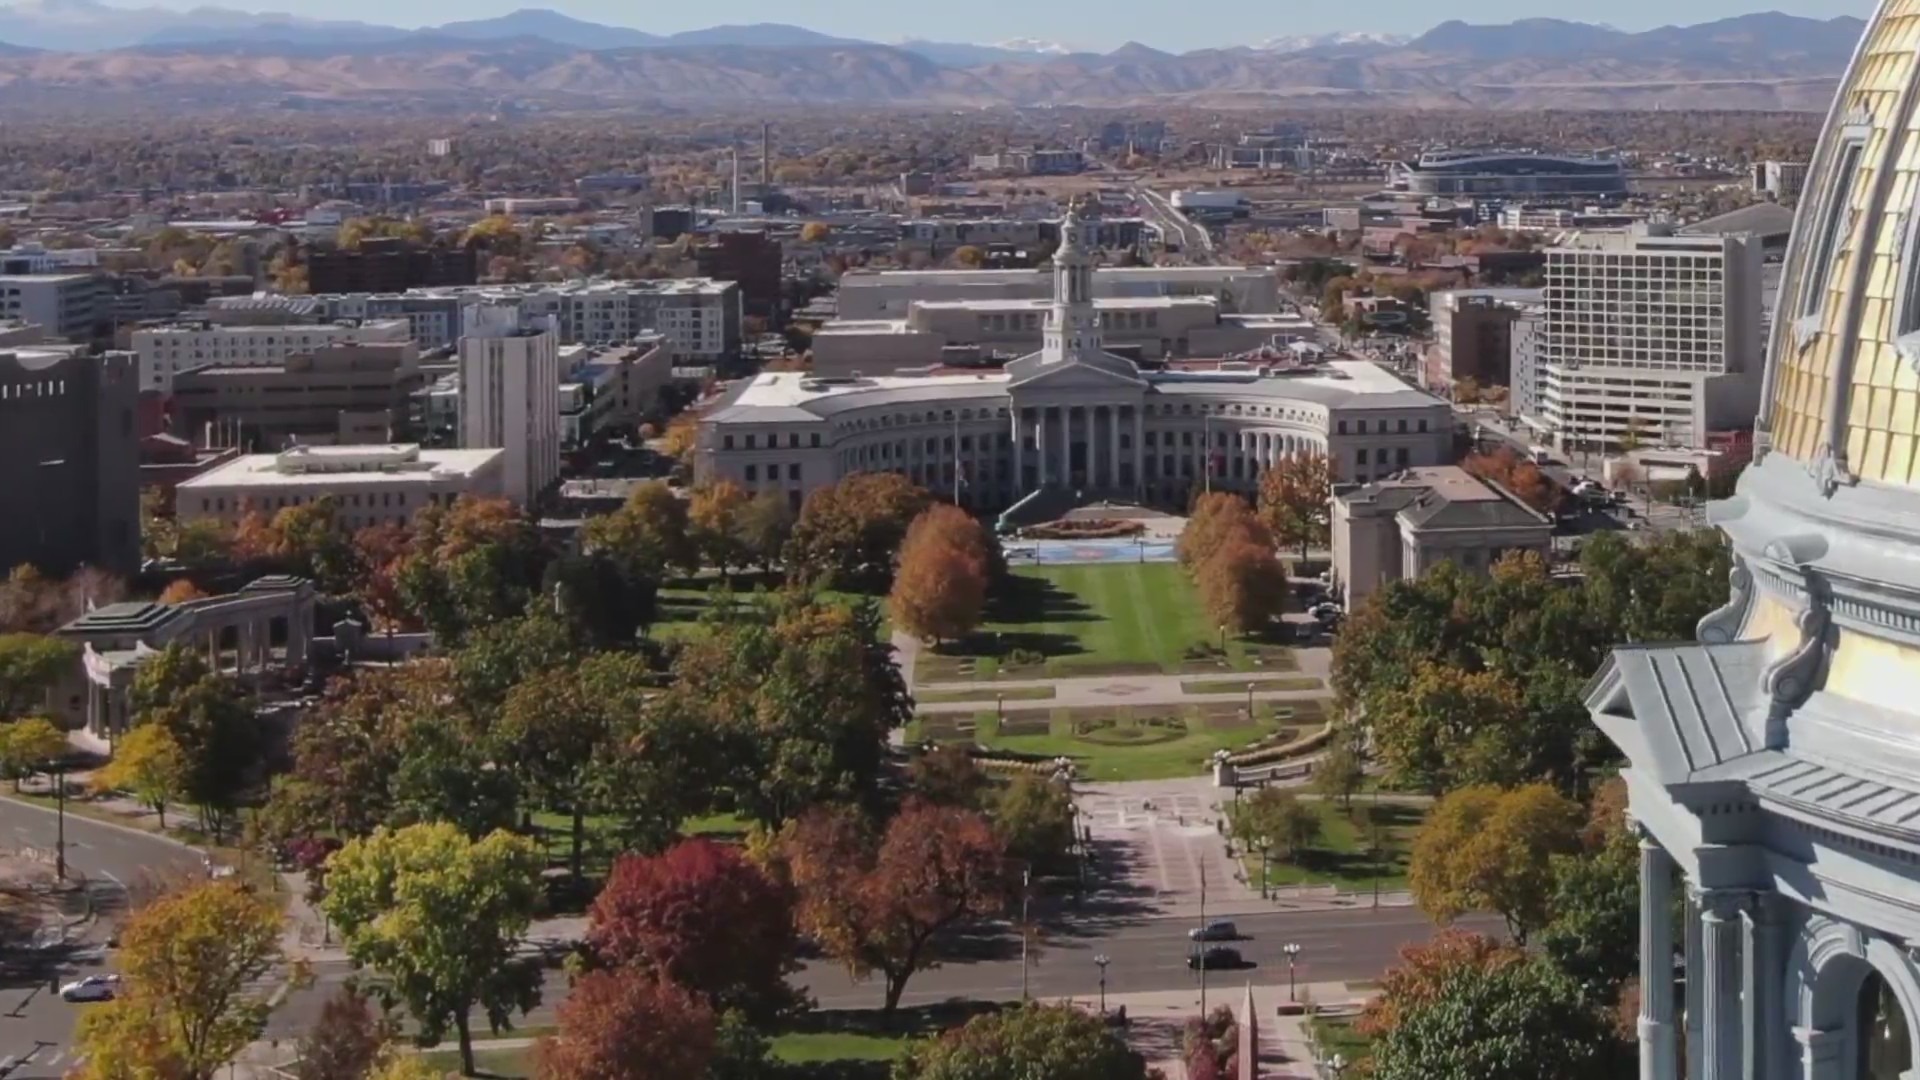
0,6,1870,112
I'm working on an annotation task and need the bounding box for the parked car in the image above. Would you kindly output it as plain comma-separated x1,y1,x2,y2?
1187,946,1244,970
60,975,120,1003
1309,603,1344,623
1188,920,1239,942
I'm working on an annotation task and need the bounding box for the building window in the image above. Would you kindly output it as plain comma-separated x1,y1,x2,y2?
745,434,757,450
723,434,734,450
1397,419,1407,433
788,463,800,481
1357,420,1368,434
1337,420,1348,434
1356,448,1369,466
1803,136,1864,321
1396,447,1409,466
745,465,758,482
1419,419,1429,433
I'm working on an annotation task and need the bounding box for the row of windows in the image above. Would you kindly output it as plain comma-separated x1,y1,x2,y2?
0,379,65,399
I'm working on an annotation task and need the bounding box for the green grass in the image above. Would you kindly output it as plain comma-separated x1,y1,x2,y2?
771,1032,910,1064
910,700,1326,782
914,564,1297,684
1180,677,1324,695
1239,799,1425,891
682,810,753,837
1309,1015,1372,1069
914,685,1057,705
650,576,888,644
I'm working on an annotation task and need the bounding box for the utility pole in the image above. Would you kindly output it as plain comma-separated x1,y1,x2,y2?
1198,862,1208,1015
54,763,66,882
1020,867,1033,1001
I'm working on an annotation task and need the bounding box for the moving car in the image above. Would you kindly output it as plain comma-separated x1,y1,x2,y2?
1188,920,1238,942
60,975,120,1003
1187,945,1244,970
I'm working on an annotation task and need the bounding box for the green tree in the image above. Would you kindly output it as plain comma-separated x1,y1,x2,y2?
582,480,693,580
1369,663,1531,795
0,634,76,723
390,713,518,839
688,481,752,576
1539,780,1640,1003
72,881,282,1080
0,717,68,792
495,655,631,888
323,823,545,1077
94,724,188,828
1368,958,1624,1080
1410,784,1584,944
1231,787,1322,861
393,497,549,645
1312,728,1367,812
129,646,259,837
991,775,1076,876
737,491,797,571
895,1002,1150,1080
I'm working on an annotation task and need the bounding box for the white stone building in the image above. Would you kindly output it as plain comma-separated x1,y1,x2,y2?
134,318,411,392
177,444,503,530
696,209,1449,510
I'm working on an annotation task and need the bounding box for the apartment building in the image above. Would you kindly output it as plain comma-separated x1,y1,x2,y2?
134,318,412,392
1425,289,1541,394
1519,229,1763,451
458,305,561,506
0,274,108,342
178,443,503,531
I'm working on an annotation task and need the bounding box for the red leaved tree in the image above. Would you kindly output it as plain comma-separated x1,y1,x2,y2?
780,800,1008,1015
1357,928,1523,1037
536,969,715,1080
586,838,800,1022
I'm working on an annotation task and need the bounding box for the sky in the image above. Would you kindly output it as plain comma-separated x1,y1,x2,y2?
123,0,1878,53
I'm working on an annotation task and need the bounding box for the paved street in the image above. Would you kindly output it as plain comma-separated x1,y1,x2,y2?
1133,187,1215,261
0,797,208,1078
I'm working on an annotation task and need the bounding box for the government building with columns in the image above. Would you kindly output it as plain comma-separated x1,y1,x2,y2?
694,207,1450,510
1589,5,1920,1079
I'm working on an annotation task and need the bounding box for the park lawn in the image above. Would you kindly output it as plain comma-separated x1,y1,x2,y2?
419,1045,536,1077
914,564,1297,684
1247,800,1425,892
771,1031,910,1064
911,700,1327,782
651,578,889,643
1308,1015,1372,1071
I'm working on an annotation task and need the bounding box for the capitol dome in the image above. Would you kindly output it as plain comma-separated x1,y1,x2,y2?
1587,6,1920,1080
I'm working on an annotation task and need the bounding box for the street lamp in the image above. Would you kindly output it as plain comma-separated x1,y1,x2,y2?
1258,836,1272,900
1095,954,1111,1014
1323,1052,1347,1079
1283,941,1303,1001
1246,681,1256,718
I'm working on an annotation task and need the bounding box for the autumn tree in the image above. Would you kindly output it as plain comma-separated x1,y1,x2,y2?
953,245,986,268
536,969,715,1080
889,505,991,643
581,479,693,580
0,717,68,792
292,986,392,1080
1462,446,1559,515
1410,784,1584,944
0,632,75,723
393,497,549,645
896,1002,1150,1080
1359,928,1524,1038
323,823,545,1077
1177,493,1270,572
1195,539,1288,633
72,881,282,1080
1368,662,1532,794
1256,451,1334,560
351,522,416,634
1368,957,1624,1080
737,491,797,570
128,645,259,836
586,838,799,1021
785,472,933,588
780,800,1008,1014
94,723,188,828
910,745,988,809
799,222,832,244
687,480,753,576
157,580,209,606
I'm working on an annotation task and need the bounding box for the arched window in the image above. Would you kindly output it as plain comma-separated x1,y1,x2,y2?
1804,126,1868,325
1858,971,1913,1080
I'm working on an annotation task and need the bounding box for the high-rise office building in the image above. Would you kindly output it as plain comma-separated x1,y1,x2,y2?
1520,229,1763,451
457,304,560,507
0,348,139,575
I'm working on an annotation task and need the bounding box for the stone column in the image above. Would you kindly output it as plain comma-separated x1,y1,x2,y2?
1034,410,1047,489
1701,893,1745,1080
1013,410,1025,492
1133,409,1145,497
1066,406,1078,491
1743,896,1783,1080
1640,836,1679,1080
1108,407,1121,492
1687,888,1705,1080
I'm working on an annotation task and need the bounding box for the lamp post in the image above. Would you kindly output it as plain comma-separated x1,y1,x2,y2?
53,760,66,882
1218,623,1227,653
1258,836,1272,900
1323,1052,1347,1080
1095,954,1111,1015
1245,681,1255,718
1283,941,1302,1001
1019,868,1033,1001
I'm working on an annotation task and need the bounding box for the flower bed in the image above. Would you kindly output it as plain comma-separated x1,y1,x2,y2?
1020,519,1147,540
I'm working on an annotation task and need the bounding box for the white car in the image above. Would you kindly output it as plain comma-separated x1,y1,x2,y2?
60,974,120,1003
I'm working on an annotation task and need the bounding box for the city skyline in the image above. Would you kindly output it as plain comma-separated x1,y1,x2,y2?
11,0,1876,53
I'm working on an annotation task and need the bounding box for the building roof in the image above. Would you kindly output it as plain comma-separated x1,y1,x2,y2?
1338,464,1554,530
59,601,185,636
180,445,502,489
1678,201,1796,242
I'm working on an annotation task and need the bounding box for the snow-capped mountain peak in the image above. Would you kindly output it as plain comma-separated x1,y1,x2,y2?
1255,31,1409,54
993,37,1072,55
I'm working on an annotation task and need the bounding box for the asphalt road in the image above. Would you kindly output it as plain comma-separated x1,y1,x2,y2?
265,905,1495,1039
0,796,209,1078
1134,187,1215,261
0,798,1493,1064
